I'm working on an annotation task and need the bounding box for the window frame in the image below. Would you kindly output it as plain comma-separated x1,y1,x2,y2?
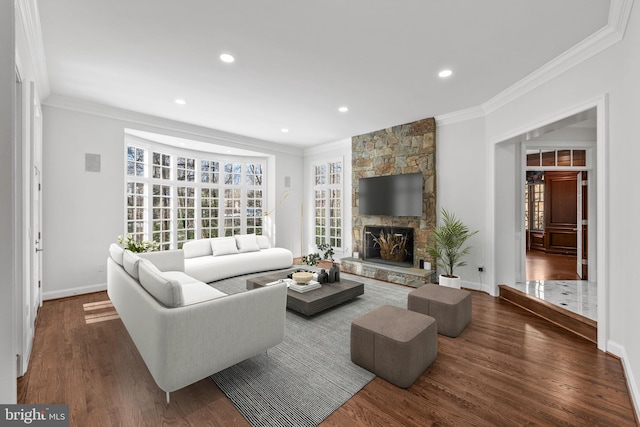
312,158,344,251
124,137,267,249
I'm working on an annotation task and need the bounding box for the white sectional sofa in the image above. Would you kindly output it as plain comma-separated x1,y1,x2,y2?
182,234,294,283
106,241,288,403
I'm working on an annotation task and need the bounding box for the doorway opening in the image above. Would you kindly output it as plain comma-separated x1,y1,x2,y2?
503,108,597,328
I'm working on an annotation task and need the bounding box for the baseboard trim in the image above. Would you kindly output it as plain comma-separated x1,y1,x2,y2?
43,283,107,301
462,280,496,297
608,340,640,424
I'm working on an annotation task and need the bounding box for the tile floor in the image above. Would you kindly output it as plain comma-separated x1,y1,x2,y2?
508,280,597,322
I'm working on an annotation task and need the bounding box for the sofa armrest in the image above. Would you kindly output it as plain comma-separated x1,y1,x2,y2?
139,249,185,272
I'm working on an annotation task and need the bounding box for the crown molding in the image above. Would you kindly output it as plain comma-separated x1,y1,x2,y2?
304,138,351,157
435,106,485,126
42,94,304,156
16,0,50,98
482,0,633,115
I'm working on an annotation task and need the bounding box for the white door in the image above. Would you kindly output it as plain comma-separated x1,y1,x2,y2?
576,171,583,278
32,165,42,309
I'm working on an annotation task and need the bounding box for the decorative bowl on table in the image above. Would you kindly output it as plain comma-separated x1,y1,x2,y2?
292,271,313,285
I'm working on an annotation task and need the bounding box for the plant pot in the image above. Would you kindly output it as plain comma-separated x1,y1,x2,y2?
439,275,461,289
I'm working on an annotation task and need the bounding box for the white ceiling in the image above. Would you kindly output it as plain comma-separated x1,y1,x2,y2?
37,0,611,147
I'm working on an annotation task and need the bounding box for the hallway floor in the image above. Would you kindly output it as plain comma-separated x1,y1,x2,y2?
508,251,597,322
508,280,597,321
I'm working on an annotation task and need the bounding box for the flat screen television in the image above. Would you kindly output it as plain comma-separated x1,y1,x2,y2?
358,172,423,216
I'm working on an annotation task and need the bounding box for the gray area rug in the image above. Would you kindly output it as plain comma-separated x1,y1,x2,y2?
210,270,411,427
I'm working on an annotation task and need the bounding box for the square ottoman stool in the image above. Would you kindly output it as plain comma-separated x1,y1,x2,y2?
351,305,437,388
407,283,471,338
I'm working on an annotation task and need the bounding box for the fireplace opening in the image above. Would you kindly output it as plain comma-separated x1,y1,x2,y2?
363,226,414,268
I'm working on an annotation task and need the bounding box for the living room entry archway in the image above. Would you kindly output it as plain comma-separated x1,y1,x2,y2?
492,100,608,352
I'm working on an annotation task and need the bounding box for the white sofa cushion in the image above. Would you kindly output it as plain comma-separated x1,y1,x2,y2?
138,259,184,307
235,234,260,253
184,247,293,283
109,243,124,266
181,282,227,306
211,237,239,256
183,239,213,259
123,250,141,280
256,235,270,249
161,271,228,306
139,249,185,272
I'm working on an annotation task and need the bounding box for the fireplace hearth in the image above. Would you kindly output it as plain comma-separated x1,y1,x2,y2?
363,226,414,267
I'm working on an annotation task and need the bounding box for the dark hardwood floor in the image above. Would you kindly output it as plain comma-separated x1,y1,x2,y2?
19,290,637,426
526,250,580,281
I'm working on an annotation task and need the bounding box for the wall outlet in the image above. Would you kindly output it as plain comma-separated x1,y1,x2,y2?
478,266,484,272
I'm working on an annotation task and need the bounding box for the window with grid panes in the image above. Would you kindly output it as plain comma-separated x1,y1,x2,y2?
200,188,219,238
313,160,343,249
125,145,147,244
245,163,264,235
176,186,196,248
223,188,242,236
127,146,145,177
177,157,196,182
201,160,219,184
152,184,172,250
152,151,171,180
126,182,146,242
125,142,265,249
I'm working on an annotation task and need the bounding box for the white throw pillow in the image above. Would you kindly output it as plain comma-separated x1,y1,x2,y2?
211,237,239,256
109,243,124,266
256,235,270,249
122,250,141,280
137,259,184,308
182,239,213,259
234,234,260,253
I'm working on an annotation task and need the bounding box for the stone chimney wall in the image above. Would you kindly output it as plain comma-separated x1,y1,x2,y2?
351,117,436,268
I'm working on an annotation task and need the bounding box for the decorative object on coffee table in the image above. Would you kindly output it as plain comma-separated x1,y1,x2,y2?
331,262,340,282
292,271,313,284
318,269,328,284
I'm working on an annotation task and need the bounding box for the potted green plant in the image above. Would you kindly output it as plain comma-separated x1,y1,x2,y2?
117,234,159,253
301,253,320,266
317,241,335,261
426,209,478,288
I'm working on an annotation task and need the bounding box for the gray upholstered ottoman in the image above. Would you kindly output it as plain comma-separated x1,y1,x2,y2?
407,283,471,338
350,305,437,388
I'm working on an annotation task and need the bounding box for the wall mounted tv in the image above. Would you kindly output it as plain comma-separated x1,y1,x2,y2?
358,172,423,216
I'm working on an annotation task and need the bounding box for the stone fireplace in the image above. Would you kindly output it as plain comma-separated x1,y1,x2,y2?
341,117,437,287
363,226,414,267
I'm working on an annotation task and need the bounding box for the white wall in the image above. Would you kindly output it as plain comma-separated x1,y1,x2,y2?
41,103,304,298
0,0,17,404
303,139,352,260
435,116,489,292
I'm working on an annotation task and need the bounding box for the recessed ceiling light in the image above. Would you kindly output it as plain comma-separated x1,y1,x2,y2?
220,53,235,63
438,69,453,78
338,106,349,113
174,98,186,105
281,128,289,133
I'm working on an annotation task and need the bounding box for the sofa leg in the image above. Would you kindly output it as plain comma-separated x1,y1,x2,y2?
166,391,170,404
